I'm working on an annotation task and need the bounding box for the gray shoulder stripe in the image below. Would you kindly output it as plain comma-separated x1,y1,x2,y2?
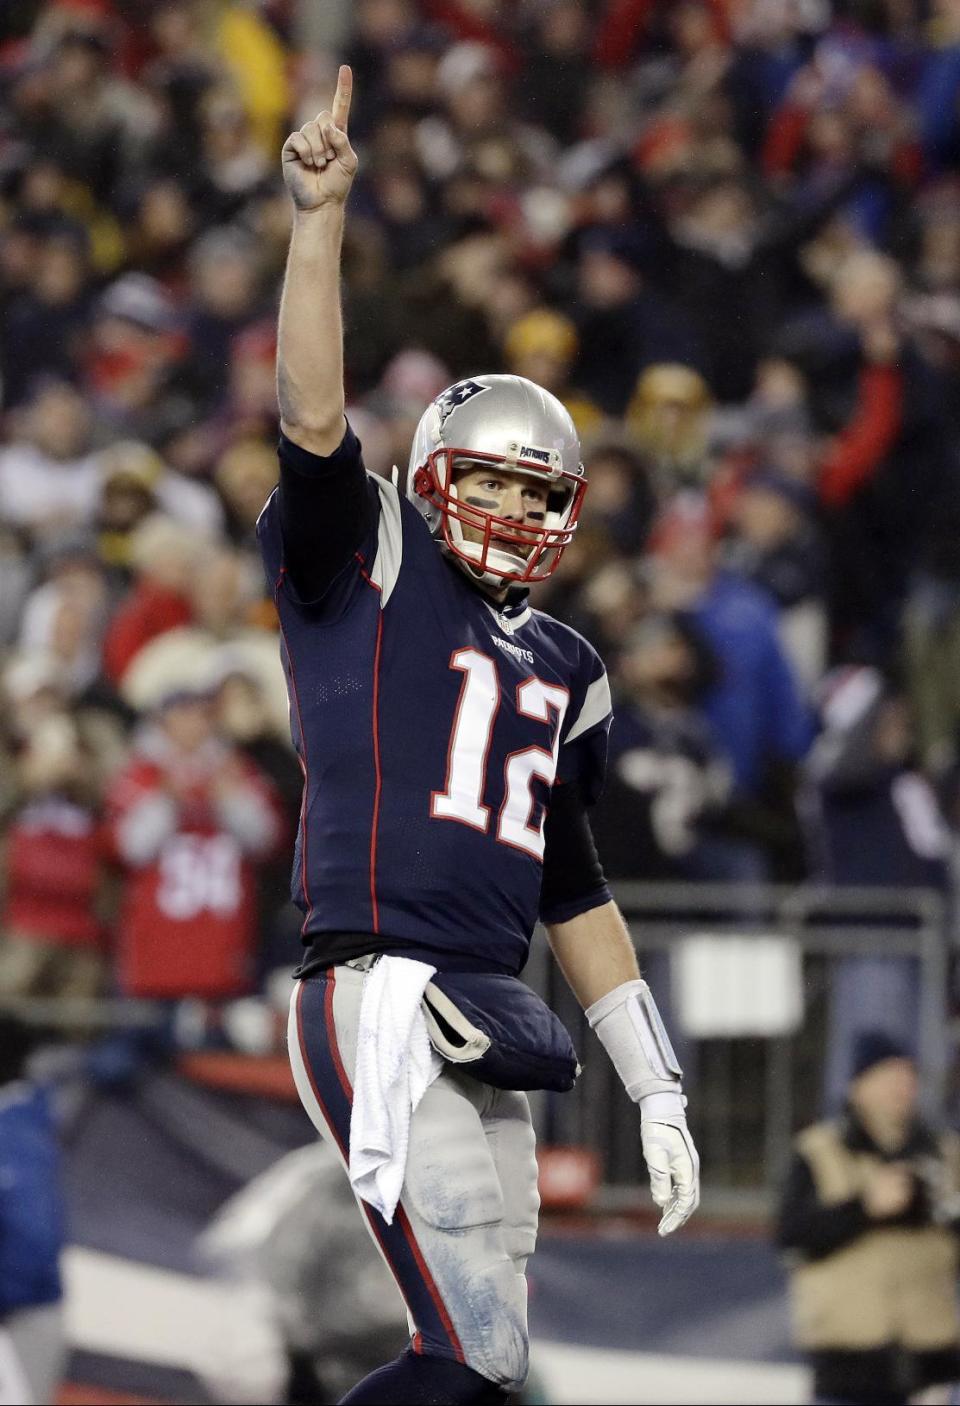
370,474,403,607
255,486,278,530
564,671,612,744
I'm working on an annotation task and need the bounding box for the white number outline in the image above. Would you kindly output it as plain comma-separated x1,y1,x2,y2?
496,677,570,860
431,649,569,859
155,834,243,921
430,647,501,832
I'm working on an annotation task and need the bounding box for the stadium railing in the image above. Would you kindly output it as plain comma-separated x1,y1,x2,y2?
1,882,948,1216
527,882,949,1215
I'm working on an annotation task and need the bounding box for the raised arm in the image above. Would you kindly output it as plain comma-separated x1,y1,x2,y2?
270,68,373,603
278,65,358,454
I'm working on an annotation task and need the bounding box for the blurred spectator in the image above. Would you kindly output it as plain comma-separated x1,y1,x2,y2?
916,2,960,172
0,697,106,1001
193,87,272,226
789,249,953,657
590,612,735,881
646,494,812,874
0,228,91,407
123,178,196,287
0,527,31,649
417,40,552,185
213,0,291,156
518,1,591,145
106,684,282,1000
196,1143,410,1406
0,380,99,540
215,438,278,550
84,273,184,440
0,1016,67,1406
213,661,303,977
778,1035,960,1406
119,545,287,734
97,439,224,547
648,162,867,403
95,449,161,577
503,308,602,437
101,514,201,686
18,541,109,698
184,226,266,412
722,469,827,692
626,363,713,497
571,229,701,415
35,26,156,205
803,668,950,1109
579,440,656,556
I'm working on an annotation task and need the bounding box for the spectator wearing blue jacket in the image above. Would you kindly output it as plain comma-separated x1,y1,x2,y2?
0,1016,66,1406
647,494,813,879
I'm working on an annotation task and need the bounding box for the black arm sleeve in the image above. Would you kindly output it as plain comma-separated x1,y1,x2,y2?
277,424,373,602
776,1154,871,1260
540,782,611,923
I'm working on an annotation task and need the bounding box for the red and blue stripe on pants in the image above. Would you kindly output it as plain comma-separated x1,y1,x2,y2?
292,973,466,1364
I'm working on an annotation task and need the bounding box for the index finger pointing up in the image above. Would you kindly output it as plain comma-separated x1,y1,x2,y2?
332,64,353,133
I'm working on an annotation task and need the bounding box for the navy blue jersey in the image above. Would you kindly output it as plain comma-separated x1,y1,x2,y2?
258,438,611,976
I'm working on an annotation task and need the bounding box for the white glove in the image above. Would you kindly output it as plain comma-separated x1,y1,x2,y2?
586,980,701,1235
639,1092,700,1236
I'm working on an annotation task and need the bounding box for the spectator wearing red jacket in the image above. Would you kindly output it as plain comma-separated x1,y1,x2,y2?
0,700,106,1000
102,514,201,685
107,685,282,999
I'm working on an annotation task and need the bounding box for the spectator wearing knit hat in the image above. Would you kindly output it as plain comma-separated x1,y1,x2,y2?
503,308,602,437
778,1034,960,1406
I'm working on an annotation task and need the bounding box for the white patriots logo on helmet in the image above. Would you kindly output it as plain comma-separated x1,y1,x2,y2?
436,378,489,426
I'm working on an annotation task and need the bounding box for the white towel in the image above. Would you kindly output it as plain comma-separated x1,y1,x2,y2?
348,955,443,1223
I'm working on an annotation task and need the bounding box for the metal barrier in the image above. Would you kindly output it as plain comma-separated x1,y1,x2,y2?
525,882,950,1208
1,882,949,1210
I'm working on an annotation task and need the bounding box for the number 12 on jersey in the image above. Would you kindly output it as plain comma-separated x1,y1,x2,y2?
431,647,569,860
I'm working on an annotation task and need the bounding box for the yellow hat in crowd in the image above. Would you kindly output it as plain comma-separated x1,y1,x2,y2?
504,309,579,366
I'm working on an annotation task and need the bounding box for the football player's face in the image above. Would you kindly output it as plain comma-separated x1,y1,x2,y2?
454,466,549,557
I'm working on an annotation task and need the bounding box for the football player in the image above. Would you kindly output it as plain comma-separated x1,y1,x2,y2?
261,66,699,1406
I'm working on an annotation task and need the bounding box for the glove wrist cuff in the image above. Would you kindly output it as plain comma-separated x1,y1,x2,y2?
587,978,684,1102
639,1089,687,1120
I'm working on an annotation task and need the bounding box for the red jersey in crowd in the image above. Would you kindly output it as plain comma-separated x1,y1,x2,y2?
107,729,282,999
3,796,104,950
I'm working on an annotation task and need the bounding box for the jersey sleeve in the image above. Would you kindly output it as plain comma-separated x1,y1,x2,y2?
257,421,384,610
556,651,613,806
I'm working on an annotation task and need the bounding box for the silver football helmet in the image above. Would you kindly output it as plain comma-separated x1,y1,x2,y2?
403,373,587,586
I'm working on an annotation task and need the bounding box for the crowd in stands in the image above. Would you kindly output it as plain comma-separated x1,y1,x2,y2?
1,0,960,1036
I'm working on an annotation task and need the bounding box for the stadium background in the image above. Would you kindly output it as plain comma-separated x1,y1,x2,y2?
2,0,960,1401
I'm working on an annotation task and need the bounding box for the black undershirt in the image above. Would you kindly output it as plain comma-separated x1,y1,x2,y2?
278,424,371,601
275,427,607,927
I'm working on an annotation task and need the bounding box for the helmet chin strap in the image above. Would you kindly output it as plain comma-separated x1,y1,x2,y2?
454,538,529,588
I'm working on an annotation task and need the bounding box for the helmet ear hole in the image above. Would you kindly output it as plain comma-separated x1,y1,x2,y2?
413,466,433,499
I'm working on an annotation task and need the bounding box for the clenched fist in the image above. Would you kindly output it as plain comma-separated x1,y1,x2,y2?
281,64,358,211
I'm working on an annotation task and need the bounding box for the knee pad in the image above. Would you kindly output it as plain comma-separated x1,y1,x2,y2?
458,1258,529,1391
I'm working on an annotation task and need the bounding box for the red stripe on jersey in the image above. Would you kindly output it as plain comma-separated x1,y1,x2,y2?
356,553,384,934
